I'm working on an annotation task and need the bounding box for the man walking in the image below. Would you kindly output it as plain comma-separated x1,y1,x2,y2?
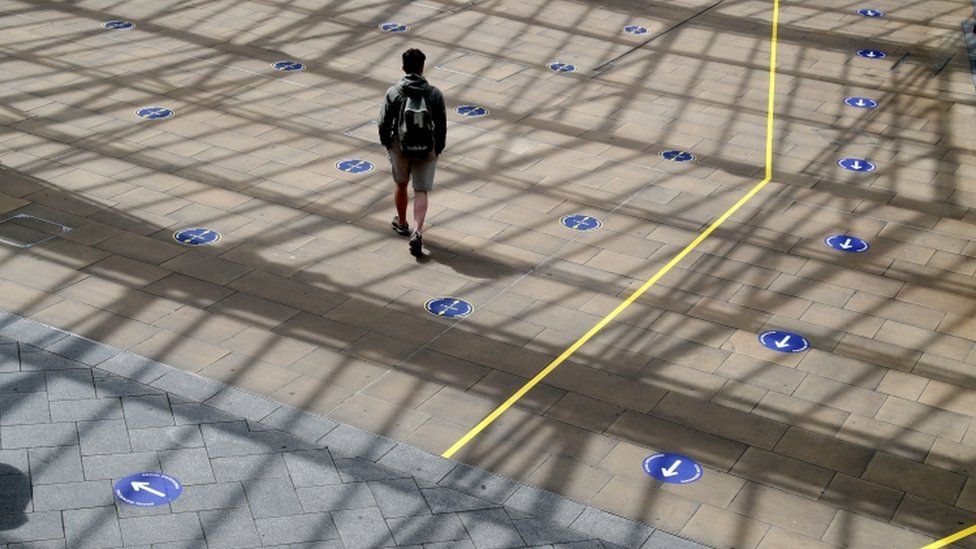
378,48,447,258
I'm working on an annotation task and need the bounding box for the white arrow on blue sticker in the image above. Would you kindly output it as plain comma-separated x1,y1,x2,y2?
560,214,602,231
857,49,887,59
844,97,877,109
825,234,870,253
838,158,876,172
548,61,578,73
857,8,884,17
758,330,810,353
425,297,473,318
114,472,183,506
642,453,702,484
659,150,695,162
623,25,649,35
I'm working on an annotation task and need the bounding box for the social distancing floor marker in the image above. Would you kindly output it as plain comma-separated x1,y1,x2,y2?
441,0,784,459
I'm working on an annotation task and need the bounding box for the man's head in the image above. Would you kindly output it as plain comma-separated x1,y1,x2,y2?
402,48,426,75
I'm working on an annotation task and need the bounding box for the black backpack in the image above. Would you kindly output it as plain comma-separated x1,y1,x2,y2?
397,92,435,158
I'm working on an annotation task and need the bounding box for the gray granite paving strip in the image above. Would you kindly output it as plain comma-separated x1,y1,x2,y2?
63,506,123,549
19,348,87,371
332,508,397,548
0,311,706,547
45,369,95,400
40,333,118,366
458,508,526,549
150,370,227,403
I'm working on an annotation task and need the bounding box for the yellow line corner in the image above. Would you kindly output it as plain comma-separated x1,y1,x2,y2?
442,0,783,459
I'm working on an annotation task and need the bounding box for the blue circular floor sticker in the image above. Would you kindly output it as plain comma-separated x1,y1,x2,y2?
548,61,577,73
845,97,877,109
825,234,870,253
838,158,876,172
623,25,649,35
273,60,305,72
335,159,374,174
379,22,409,32
135,107,174,120
857,8,884,17
857,49,886,59
114,472,183,506
173,228,221,246
560,214,602,231
425,298,473,318
643,454,702,484
104,20,135,30
455,105,489,118
660,150,695,162
759,330,810,353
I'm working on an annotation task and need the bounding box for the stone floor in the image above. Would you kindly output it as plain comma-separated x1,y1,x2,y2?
0,310,703,548
0,0,975,547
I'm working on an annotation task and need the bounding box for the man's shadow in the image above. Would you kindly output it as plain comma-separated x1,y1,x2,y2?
0,463,31,530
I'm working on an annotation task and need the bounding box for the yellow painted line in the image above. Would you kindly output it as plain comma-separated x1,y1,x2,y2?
921,524,976,549
442,0,783,459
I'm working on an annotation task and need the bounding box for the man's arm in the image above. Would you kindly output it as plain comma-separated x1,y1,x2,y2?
432,89,447,155
378,90,397,148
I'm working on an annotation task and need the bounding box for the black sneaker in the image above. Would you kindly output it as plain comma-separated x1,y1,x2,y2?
409,232,423,257
391,216,410,236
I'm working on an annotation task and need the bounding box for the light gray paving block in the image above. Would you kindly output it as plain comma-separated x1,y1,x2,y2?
20,348,86,371
243,476,304,518
440,464,521,505
171,402,238,425
386,513,469,545
377,444,456,484
5,540,67,549
212,453,289,482
201,422,310,458
96,353,169,384
319,423,396,461
41,334,118,366
78,419,131,455
159,447,215,485
150,370,226,403
0,448,29,471
512,518,591,546
368,478,430,518
129,425,204,451
641,530,711,549
199,507,263,549
170,482,247,513
424,484,500,515
49,397,123,422
122,395,174,428
505,485,586,527
0,463,31,515
425,542,477,549
28,446,84,485
149,542,207,549
0,317,68,348
296,482,377,512
45,369,95,400
253,513,339,545
554,541,610,549
0,371,46,394
0,391,51,425
31,480,115,511
64,506,122,548
0,343,19,372
570,507,654,548
332,507,396,548
205,387,280,421
94,375,164,398
82,451,160,481
261,405,338,443
458,508,526,549
3,423,77,449
283,450,341,486
336,458,410,483
0,511,64,543
119,513,204,545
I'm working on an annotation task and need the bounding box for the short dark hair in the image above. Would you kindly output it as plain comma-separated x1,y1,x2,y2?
402,48,426,74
